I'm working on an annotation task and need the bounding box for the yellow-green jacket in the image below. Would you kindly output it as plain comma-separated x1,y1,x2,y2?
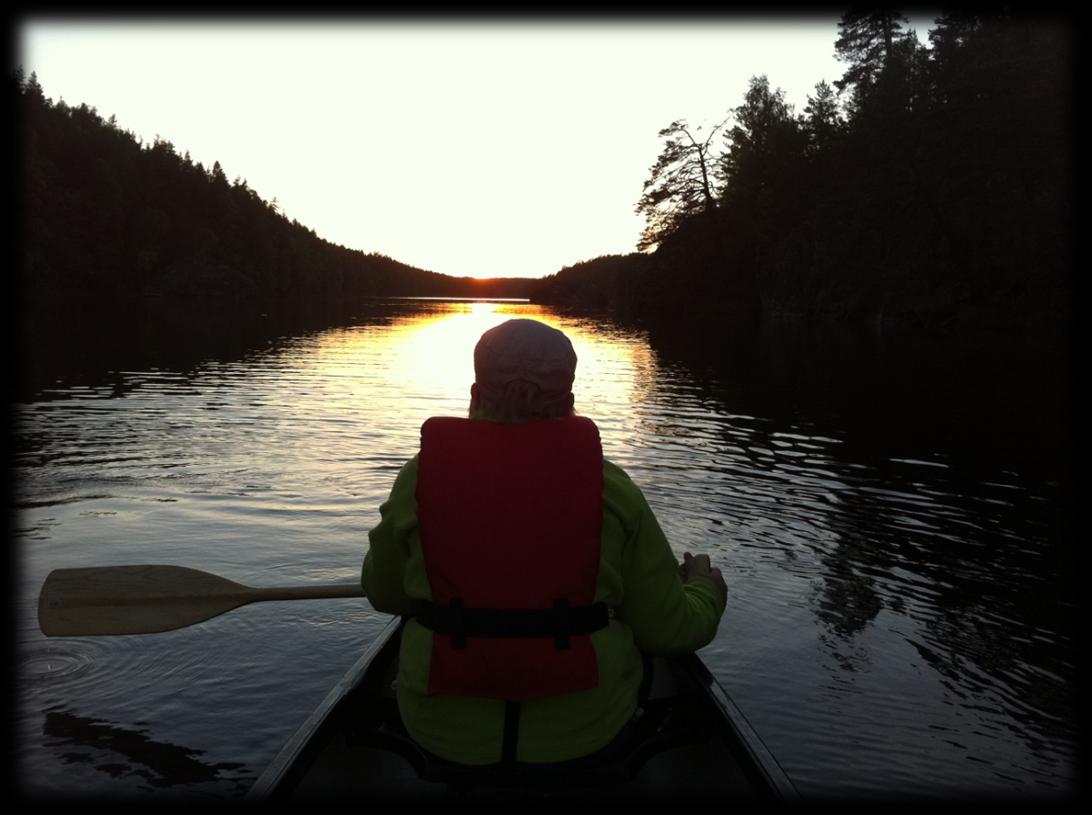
362,455,725,765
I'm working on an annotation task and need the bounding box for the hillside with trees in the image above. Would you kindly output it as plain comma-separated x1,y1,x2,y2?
15,8,1072,358
532,10,1071,341
15,71,540,395
16,68,535,325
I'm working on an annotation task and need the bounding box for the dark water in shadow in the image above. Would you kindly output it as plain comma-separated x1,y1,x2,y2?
13,298,1079,801
42,706,252,793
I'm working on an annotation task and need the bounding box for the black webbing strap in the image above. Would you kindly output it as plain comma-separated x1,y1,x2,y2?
419,598,610,651
638,653,655,706
501,701,520,767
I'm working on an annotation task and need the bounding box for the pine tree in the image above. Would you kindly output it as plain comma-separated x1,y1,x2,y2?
803,80,844,155
834,8,911,114
719,76,803,209
25,70,47,103
210,160,228,186
635,118,726,251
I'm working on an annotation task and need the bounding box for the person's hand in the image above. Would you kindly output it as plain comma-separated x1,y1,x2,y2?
679,552,727,604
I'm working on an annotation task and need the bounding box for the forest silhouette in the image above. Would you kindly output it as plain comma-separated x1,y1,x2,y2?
16,66,536,314
17,9,1071,369
537,10,1071,339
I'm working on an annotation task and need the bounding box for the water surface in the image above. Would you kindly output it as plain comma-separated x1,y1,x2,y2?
14,299,1077,800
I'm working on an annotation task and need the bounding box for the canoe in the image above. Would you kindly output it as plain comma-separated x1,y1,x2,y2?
246,616,800,801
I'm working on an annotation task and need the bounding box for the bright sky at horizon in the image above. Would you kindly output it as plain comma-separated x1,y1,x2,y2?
19,17,938,280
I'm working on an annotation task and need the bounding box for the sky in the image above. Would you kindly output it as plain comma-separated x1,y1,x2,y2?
18,16,938,280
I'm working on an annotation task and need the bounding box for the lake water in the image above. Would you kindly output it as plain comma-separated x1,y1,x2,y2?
13,298,1078,801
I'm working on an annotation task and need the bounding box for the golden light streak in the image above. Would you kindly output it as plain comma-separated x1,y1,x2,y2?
309,301,654,439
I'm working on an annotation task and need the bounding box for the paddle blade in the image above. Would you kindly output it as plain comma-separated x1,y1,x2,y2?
38,565,254,637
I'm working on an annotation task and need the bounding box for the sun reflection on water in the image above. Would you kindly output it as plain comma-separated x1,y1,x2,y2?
15,297,1076,800
310,300,651,444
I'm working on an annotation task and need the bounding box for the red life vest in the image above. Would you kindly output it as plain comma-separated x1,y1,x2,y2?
415,416,605,702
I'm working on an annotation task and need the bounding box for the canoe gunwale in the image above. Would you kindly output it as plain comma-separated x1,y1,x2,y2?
678,652,801,801
246,615,402,800
247,615,800,801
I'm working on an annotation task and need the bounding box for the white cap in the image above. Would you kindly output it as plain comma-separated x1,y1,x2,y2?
473,319,577,398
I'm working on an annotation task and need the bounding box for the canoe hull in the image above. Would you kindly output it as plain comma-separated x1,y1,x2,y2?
248,617,798,801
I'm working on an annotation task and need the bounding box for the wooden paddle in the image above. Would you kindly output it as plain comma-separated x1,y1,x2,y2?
38,565,366,637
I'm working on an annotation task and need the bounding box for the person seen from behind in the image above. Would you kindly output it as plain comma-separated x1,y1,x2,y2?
362,317,728,766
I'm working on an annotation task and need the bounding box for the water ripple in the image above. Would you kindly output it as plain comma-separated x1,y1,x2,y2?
14,301,1076,800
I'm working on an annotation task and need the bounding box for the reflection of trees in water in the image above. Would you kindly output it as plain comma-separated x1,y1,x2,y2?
642,315,1067,480
810,534,884,640
19,297,450,402
42,705,253,794
640,317,1075,750
807,451,1073,748
903,555,1075,730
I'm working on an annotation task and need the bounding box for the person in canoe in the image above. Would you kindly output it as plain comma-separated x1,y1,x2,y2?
362,317,728,767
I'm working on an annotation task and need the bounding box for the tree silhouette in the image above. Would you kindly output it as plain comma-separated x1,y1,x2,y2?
540,11,1069,339
719,76,805,210
18,7,1071,346
802,80,844,156
833,7,911,116
17,70,536,341
635,118,726,252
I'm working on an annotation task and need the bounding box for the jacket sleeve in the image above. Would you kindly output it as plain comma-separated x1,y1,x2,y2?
362,456,423,617
606,462,726,657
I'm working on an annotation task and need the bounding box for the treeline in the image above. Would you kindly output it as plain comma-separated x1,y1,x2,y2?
16,68,535,325
532,10,1071,338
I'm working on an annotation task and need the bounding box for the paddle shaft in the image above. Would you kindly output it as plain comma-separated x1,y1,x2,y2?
38,565,366,637
62,584,367,606
231,584,365,601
